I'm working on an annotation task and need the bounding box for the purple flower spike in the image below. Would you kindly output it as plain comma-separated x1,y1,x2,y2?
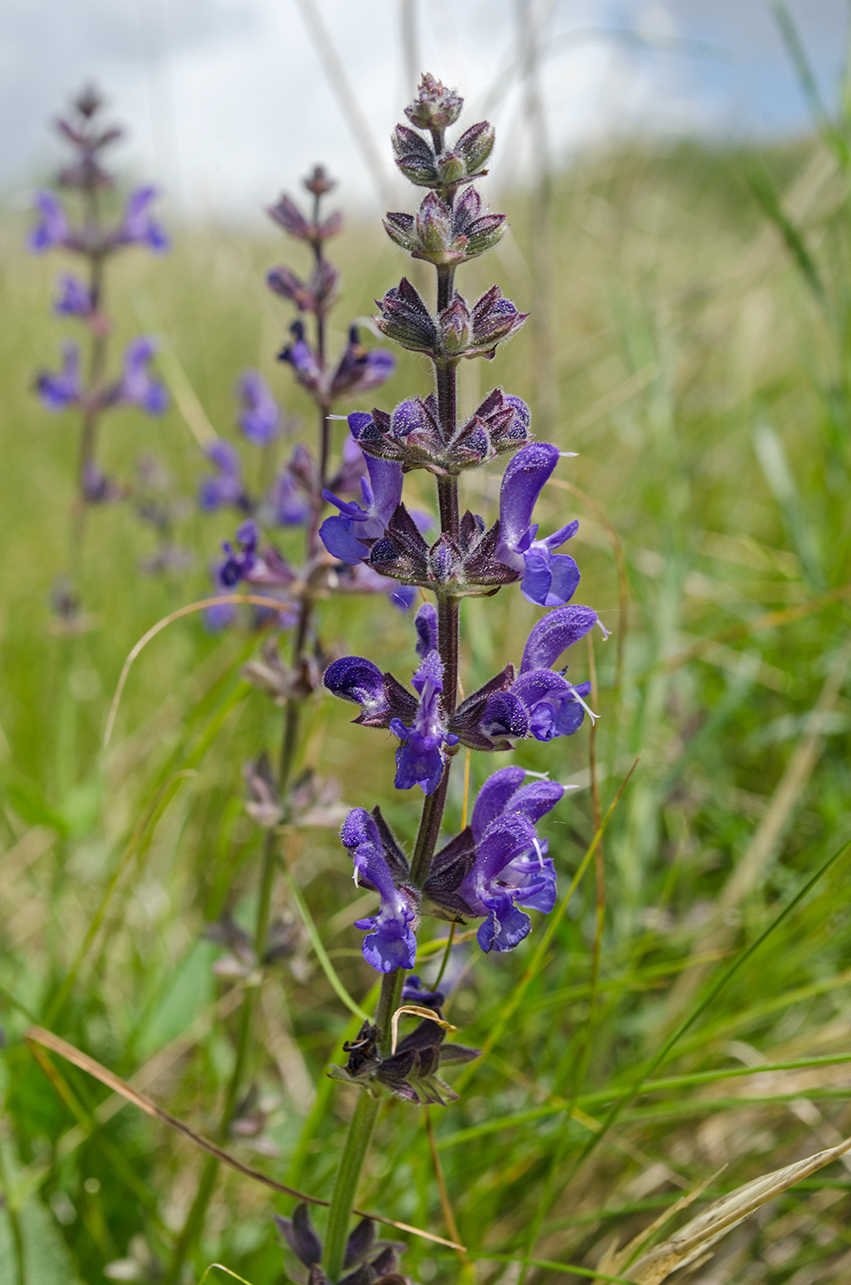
199,439,248,512
340,808,417,973
120,186,169,253
320,454,403,565
496,442,581,607
389,650,457,794
237,369,280,445
36,342,82,411
118,337,168,415
28,191,70,253
415,602,438,657
54,273,93,317
329,326,396,398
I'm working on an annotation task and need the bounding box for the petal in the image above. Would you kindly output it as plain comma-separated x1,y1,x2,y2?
520,605,599,674
319,514,370,564
470,766,527,841
323,656,385,709
498,441,559,553
414,602,438,656
519,548,553,606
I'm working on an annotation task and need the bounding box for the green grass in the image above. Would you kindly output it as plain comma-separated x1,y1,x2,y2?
2,134,851,1284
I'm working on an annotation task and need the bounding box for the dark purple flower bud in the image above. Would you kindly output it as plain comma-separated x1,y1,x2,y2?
274,1203,322,1267
323,656,417,729
116,337,168,415
28,191,70,253
468,285,528,357
495,442,582,606
54,272,93,317
303,164,336,197
237,369,280,445
414,602,438,657
199,439,248,512
340,807,417,972
439,294,471,356
436,150,466,186
320,454,403,564
389,650,457,794
278,320,321,394
119,186,168,252
36,342,82,411
404,73,464,130
374,278,438,355
267,259,340,315
330,326,395,399
81,462,123,503
455,121,496,175
401,974,445,1011
391,125,439,187
267,193,310,239
387,185,506,268
479,690,531,742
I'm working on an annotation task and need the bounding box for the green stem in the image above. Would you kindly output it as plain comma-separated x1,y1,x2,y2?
322,969,404,1281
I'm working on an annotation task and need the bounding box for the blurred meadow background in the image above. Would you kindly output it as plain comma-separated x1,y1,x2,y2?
3,2,851,1283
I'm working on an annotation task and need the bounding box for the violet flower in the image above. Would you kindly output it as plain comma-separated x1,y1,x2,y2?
269,464,310,526
28,191,70,253
496,441,581,606
278,320,322,395
456,767,564,952
328,326,395,398
118,186,169,253
340,807,418,972
36,342,82,411
54,273,93,317
389,649,459,794
237,369,280,446
199,440,250,512
116,337,168,415
319,453,403,564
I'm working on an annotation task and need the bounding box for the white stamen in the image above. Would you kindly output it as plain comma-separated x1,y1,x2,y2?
532,834,546,869
558,451,579,458
569,685,600,725
522,768,551,779
327,414,350,421
353,866,360,887
597,620,611,640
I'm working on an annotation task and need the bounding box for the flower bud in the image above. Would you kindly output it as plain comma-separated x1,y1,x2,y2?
456,120,495,175
391,125,439,186
404,73,464,130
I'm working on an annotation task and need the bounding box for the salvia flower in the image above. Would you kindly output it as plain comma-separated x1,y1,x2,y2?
455,768,564,951
54,272,93,317
115,337,168,414
269,462,310,526
329,325,396,398
278,319,322,394
36,342,82,411
384,186,506,267
199,440,250,512
496,441,582,606
340,807,418,972
391,120,495,190
453,603,600,748
118,186,169,253
266,259,339,316
237,369,280,445
319,453,403,564
275,1201,409,1285
389,648,459,794
28,191,71,253
373,278,439,355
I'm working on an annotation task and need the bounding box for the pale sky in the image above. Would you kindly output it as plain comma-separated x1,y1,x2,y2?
3,0,850,224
